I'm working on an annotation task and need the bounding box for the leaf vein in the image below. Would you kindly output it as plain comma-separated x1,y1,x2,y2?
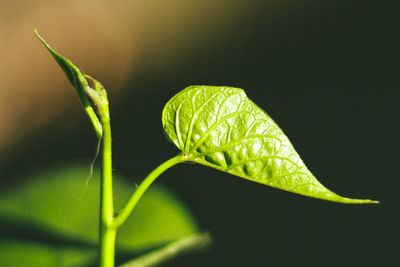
190,110,255,153
175,102,185,149
184,91,225,151
207,134,282,153
225,155,299,172
215,92,241,121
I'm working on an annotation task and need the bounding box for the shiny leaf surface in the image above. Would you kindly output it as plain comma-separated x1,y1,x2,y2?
162,86,377,204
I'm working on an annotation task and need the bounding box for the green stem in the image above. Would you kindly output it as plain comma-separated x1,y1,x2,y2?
99,226,116,267
85,106,103,139
112,154,186,229
99,113,115,267
119,232,211,267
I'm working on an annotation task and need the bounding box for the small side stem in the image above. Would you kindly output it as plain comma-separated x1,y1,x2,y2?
99,114,115,267
119,232,211,267
85,106,103,139
112,154,186,229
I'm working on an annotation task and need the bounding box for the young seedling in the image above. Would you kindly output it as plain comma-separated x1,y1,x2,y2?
35,30,378,267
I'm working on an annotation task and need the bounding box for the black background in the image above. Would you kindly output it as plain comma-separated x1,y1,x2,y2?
1,1,398,266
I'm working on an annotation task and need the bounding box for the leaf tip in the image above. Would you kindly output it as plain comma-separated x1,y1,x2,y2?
34,29,43,42
342,198,380,205
34,29,56,54
365,199,380,204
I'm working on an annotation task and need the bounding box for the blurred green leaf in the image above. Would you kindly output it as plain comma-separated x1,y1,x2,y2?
0,164,198,266
162,86,377,204
0,240,96,267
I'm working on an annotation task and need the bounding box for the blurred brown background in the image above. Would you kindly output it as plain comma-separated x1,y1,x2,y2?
0,0,398,266
0,0,249,156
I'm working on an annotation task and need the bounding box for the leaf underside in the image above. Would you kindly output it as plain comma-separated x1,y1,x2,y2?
162,86,377,204
35,30,103,138
35,30,90,107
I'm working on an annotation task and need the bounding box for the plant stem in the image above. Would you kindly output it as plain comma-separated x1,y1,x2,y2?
99,113,115,267
112,154,186,229
85,106,103,139
119,232,211,267
100,226,116,267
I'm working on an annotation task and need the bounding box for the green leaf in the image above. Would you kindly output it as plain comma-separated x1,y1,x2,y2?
162,86,378,204
0,240,94,267
0,164,199,266
35,30,104,139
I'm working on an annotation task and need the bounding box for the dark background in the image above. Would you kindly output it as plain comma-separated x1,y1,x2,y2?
1,1,398,266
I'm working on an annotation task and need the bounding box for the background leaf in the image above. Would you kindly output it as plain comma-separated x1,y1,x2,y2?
0,164,199,266
162,86,377,204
